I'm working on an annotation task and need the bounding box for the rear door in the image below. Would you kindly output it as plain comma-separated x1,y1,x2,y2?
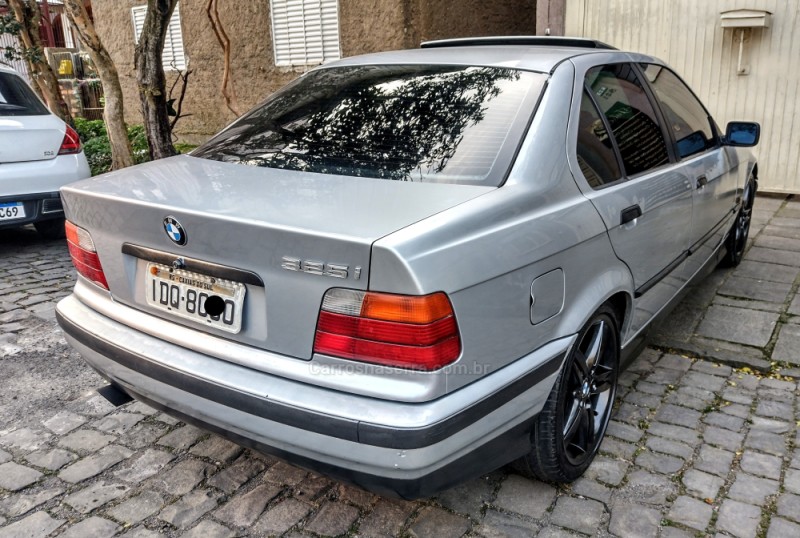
567,59,694,336
640,63,738,277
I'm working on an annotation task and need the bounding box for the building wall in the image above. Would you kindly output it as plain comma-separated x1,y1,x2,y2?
93,0,293,144
339,0,410,56
91,0,536,144
418,0,536,42
566,0,800,194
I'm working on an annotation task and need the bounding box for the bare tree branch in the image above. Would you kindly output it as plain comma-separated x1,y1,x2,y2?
169,66,193,132
205,0,240,117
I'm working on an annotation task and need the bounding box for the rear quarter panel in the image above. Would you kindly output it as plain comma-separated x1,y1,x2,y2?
370,63,636,392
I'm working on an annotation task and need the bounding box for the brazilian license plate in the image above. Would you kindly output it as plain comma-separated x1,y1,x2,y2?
0,202,25,221
145,263,246,334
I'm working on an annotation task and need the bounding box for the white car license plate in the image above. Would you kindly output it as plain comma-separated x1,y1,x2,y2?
0,202,25,221
145,263,246,334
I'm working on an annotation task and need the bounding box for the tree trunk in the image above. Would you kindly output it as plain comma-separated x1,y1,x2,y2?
135,0,177,160
22,57,46,102
7,0,73,124
63,0,134,170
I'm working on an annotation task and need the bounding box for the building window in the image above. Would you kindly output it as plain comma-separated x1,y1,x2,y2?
131,3,186,71
270,0,341,67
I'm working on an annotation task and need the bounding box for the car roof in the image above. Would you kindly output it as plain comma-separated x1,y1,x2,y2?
324,37,657,75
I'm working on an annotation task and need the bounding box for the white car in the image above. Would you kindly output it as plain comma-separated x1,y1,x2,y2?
0,64,90,239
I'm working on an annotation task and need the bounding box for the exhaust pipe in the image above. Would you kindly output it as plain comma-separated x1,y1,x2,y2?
96,383,134,407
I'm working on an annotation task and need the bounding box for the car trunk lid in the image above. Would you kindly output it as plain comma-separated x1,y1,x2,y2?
60,155,493,360
0,115,65,163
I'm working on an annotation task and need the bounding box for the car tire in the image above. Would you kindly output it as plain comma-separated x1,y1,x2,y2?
34,217,66,240
720,175,756,268
514,304,619,483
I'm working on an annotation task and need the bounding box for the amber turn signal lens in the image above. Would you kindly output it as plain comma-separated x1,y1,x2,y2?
360,292,454,324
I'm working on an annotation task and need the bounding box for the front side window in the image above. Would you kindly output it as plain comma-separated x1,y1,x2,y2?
585,64,670,177
0,72,49,116
193,65,546,186
132,3,186,70
641,64,716,159
271,0,341,67
576,90,622,188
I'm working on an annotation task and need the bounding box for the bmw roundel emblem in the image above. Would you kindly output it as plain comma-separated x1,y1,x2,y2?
163,216,187,246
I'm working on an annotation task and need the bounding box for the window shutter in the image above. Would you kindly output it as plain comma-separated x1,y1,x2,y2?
131,3,186,71
271,0,340,67
320,0,339,62
0,34,31,82
163,5,186,70
131,5,146,41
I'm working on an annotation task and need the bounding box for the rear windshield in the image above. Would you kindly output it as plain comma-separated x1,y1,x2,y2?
0,72,49,116
193,65,546,185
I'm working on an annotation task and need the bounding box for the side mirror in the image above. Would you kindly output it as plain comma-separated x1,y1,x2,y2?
725,122,760,147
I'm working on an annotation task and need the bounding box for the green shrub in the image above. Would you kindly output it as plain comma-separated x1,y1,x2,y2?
174,142,198,154
76,120,151,176
82,135,113,176
74,118,106,142
126,124,151,165
76,119,197,176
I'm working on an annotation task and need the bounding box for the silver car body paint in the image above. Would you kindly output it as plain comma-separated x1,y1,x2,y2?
56,43,757,497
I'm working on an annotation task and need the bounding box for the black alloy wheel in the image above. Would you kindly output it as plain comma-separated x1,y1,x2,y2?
561,316,617,467
515,304,619,482
723,176,755,267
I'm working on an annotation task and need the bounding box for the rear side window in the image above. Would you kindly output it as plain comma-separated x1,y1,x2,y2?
193,65,546,186
641,64,717,159
585,64,670,177
0,72,49,116
576,90,622,188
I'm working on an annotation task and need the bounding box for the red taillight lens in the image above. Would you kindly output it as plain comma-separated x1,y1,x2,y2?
58,125,82,155
65,221,108,290
313,289,461,371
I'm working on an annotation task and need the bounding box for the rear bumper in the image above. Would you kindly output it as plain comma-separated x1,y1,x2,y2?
0,152,90,229
0,191,63,229
56,290,570,498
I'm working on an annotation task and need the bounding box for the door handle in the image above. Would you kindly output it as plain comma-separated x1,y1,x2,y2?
696,175,708,189
620,205,642,225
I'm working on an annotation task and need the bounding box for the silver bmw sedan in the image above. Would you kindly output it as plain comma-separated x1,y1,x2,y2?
56,37,759,498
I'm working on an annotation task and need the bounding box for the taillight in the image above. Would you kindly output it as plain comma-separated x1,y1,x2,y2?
313,289,461,371
65,221,108,290
58,125,82,155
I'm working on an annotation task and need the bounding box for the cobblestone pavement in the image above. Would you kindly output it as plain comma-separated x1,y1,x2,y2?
1,195,800,538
